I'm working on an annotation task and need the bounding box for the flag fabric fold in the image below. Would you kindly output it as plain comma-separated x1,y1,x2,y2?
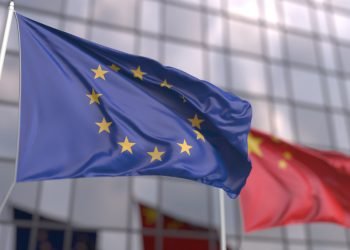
15,14,252,198
241,129,350,232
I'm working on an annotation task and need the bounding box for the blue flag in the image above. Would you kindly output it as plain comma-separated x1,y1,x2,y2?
16,14,252,198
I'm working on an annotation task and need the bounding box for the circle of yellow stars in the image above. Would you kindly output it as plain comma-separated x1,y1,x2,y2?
87,63,207,162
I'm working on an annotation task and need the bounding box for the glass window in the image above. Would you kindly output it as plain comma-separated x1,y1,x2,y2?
248,227,284,239
139,37,160,60
311,246,347,250
344,79,350,111
291,68,324,106
208,50,227,89
98,231,127,250
12,182,39,211
65,0,90,19
332,0,350,10
320,40,337,71
263,0,279,24
164,42,204,79
168,0,201,5
287,34,317,67
162,178,209,226
140,0,161,34
333,13,350,41
266,28,283,60
39,180,72,220
338,45,350,74
316,9,330,36
63,21,88,38
0,161,16,205
206,14,224,47
273,102,294,142
0,7,6,36
93,0,136,28
6,19,18,52
282,1,312,31
310,223,347,242
19,11,61,28
326,76,344,109
270,64,288,99
286,224,307,240
240,241,284,250
165,5,202,42
229,20,262,55
0,225,14,250
332,113,350,150
231,57,267,95
0,106,18,158
130,233,142,250
16,0,62,12
206,0,221,10
289,245,308,250
0,55,19,103
227,0,260,20
249,99,271,132
72,178,129,228
133,176,159,208
296,107,331,147
91,26,135,53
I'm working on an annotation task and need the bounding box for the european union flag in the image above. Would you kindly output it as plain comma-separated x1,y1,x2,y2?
16,14,252,198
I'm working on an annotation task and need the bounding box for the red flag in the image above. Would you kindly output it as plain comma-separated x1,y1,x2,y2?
139,204,226,250
240,129,350,232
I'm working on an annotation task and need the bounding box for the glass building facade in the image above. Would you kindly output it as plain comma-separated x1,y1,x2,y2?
1,0,350,249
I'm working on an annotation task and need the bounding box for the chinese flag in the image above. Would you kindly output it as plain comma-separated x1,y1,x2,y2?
139,204,226,250
240,129,350,232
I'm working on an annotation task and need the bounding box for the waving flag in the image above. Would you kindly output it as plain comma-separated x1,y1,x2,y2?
241,129,350,231
15,14,252,197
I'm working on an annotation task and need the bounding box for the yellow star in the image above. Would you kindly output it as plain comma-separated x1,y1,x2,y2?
177,139,193,155
131,66,146,80
283,151,292,160
248,133,263,157
193,130,205,142
91,65,108,80
118,136,136,154
160,79,172,89
188,114,204,129
86,89,103,104
278,159,288,170
147,147,165,162
96,118,112,133
110,64,120,72
143,207,157,225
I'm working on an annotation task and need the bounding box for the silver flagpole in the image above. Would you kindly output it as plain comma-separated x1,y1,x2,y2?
0,1,15,215
0,1,15,79
219,189,227,250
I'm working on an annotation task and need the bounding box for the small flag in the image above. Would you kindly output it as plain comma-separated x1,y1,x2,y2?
15,14,252,198
139,203,229,249
241,129,350,232
14,208,97,250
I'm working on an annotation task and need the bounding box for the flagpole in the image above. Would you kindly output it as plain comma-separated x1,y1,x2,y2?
0,182,15,214
0,1,15,79
219,189,227,250
0,1,15,215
